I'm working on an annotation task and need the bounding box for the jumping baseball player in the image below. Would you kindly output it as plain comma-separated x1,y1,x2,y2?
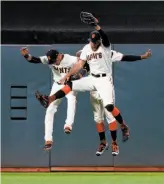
20,48,87,150
76,48,151,156
89,49,151,156
75,50,129,156
47,12,152,156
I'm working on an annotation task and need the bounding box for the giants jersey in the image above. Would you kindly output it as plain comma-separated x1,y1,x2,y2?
80,43,112,75
84,50,124,72
40,54,77,82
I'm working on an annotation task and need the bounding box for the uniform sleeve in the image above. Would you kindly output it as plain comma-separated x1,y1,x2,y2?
80,46,88,61
111,50,123,62
39,56,48,64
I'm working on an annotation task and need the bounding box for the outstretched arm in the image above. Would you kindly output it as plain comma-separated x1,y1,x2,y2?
20,47,42,64
80,12,110,47
121,49,152,62
68,60,85,77
70,50,89,81
95,25,110,47
111,49,152,63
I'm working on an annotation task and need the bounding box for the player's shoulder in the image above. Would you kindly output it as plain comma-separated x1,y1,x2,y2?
82,44,90,51
64,54,77,59
111,49,122,55
101,44,112,53
39,55,48,64
63,54,78,64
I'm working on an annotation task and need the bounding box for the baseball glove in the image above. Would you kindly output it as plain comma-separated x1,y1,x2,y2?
69,68,88,81
35,91,49,108
80,11,99,26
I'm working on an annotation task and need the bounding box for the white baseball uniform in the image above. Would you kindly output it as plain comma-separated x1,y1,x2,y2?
71,43,114,107
90,50,123,124
40,54,78,141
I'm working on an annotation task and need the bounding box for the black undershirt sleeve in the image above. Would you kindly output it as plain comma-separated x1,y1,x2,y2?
98,29,110,47
24,55,42,63
121,55,142,62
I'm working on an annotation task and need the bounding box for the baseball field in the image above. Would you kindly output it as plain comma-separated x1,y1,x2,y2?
2,172,164,184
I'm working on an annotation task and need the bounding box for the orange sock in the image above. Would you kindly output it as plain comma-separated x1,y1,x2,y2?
62,85,71,95
109,120,117,131
112,107,120,116
96,121,105,133
54,85,72,100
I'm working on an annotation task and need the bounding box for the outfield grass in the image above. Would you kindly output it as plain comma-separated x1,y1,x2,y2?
2,172,164,184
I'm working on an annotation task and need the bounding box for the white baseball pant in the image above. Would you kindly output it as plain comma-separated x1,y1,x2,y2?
45,82,77,141
90,90,116,125
72,75,114,107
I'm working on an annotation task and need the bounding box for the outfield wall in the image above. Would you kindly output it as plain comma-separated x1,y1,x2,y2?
1,44,164,168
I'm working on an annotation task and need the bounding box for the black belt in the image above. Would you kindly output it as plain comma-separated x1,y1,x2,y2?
91,73,106,78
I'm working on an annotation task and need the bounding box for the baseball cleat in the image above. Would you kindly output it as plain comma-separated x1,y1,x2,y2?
96,142,109,156
111,141,119,156
44,141,53,151
35,90,49,108
121,123,130,142
35,90,41,99
64,124,72,134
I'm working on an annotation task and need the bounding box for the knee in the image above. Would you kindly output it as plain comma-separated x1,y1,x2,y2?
105,104,114,112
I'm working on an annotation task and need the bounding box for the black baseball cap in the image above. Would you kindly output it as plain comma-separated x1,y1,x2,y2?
88,30,101,43
46,49,59,64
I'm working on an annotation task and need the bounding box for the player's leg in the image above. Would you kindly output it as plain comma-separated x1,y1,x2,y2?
105,108,117,126
44,82,63,150
104,108,118,151
44,99,61,150
111,87,130,142
61,77,94,133
112,106,130,142
95,77,119,156
64,91,77,134
90,91,109,156
50,76,95,101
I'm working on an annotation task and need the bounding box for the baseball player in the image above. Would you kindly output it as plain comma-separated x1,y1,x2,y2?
47,13,152,156
76,49,151,156
20,48,87,150
89,49,151,156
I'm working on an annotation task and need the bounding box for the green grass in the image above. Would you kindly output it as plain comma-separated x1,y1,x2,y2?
2,172,164,184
